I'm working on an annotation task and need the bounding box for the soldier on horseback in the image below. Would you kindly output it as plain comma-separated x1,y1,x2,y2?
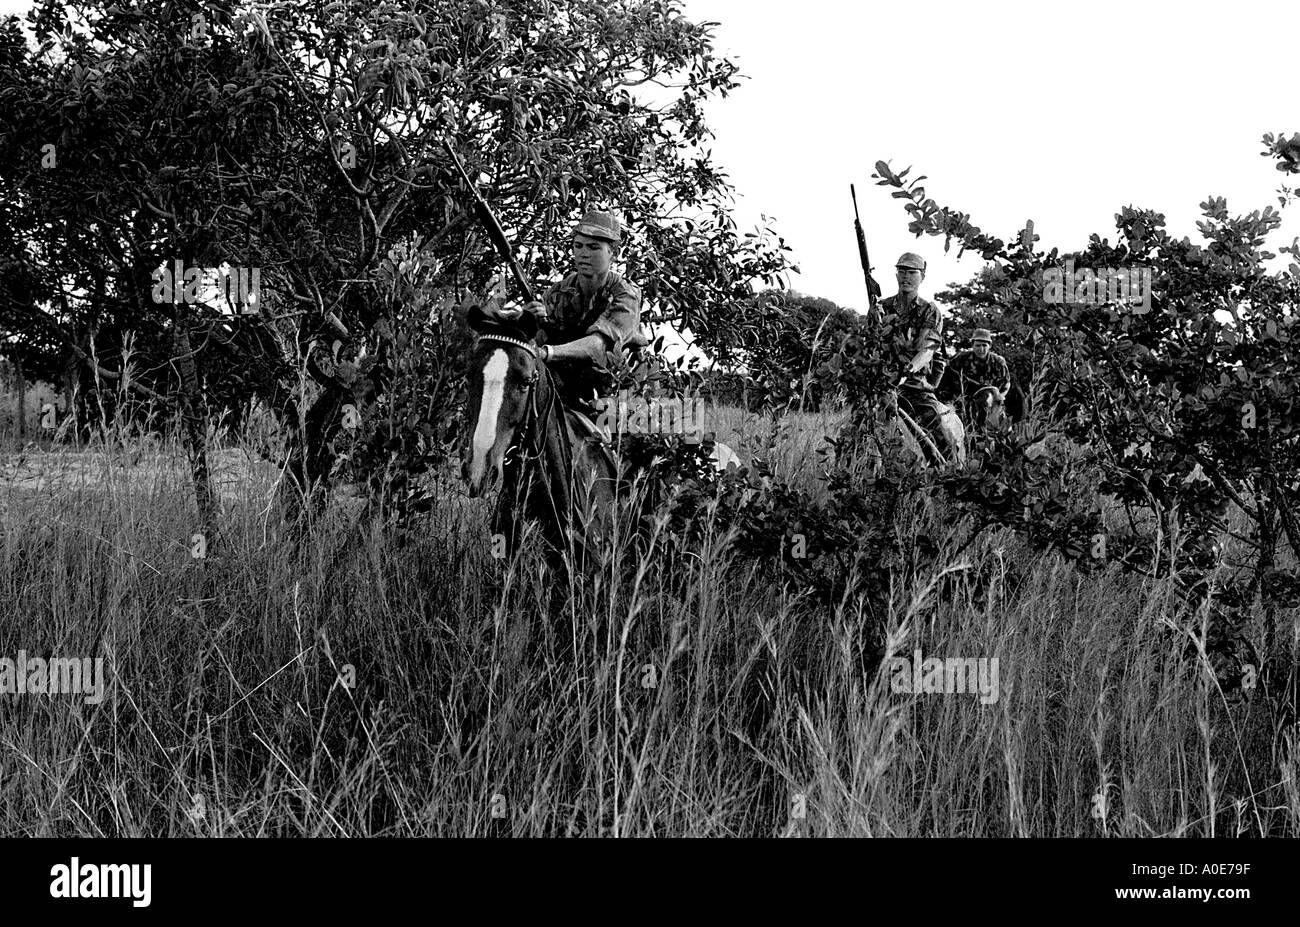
522,210,643,426
941,328,1012,428
878,252,957,460
462,210,642,560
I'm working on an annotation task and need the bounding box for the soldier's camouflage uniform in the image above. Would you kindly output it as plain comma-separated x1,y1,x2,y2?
878,294,952,456
946,349,1011,399
537,270,642,413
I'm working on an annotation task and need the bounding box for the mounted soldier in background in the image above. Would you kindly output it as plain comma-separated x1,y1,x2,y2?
939,328,1012,429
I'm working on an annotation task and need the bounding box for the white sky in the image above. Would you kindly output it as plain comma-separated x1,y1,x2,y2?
682,0,1300,313
5,0,1297,354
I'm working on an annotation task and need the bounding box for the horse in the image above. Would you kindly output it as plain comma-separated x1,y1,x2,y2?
936,361,1026,432
460,306,618,569
969,385,1007,431
894,399,967,468
461,302,756,568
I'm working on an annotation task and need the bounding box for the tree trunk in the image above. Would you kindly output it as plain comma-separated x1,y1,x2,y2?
172,306,219,550
277,385,348,530
14,354,24,440
61,343,78,441
1254,491,1278,657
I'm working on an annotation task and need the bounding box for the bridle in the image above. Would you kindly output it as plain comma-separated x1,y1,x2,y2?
476,333,536,359
475,334,544,462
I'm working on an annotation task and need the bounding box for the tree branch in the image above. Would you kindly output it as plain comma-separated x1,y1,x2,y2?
3,297,168,403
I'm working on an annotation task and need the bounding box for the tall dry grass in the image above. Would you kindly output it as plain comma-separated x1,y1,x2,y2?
0,395,1295,837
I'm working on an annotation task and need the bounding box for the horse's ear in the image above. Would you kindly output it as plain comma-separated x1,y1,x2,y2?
466,303,539,341
466,303,491,332
515,308,539,341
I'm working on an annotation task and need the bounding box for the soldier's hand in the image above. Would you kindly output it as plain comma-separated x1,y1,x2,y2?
523,300,548,320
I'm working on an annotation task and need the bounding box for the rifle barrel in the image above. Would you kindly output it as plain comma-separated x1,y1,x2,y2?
851,184,880,316
443,140,536,303
852,184,883,314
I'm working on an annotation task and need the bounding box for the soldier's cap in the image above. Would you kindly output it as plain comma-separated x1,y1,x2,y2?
972,329,993,344
896,252,926,271
574,210,622,244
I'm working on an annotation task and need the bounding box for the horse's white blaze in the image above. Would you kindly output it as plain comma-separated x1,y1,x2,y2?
710,441,740,472
469,349,509,484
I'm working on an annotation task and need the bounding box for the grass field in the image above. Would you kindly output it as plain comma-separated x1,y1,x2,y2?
0,395,1296,837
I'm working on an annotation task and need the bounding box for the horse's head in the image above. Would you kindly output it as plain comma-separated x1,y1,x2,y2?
973,386,1005,429
461,304,542,497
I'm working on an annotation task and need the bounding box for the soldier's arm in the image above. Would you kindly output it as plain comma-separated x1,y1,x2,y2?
906,304,943,373
996,356,1012,396
530,284,605,363
546,334,609,363
587,278,642,351
539,280,642,364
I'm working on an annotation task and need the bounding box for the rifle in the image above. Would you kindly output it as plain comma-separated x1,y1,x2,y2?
442,139,536,304
896,406,947,465
851,184,881,319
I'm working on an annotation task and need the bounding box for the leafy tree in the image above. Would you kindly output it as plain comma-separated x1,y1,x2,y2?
709,288,861,411
842,147,1300,688
0,0,794,530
